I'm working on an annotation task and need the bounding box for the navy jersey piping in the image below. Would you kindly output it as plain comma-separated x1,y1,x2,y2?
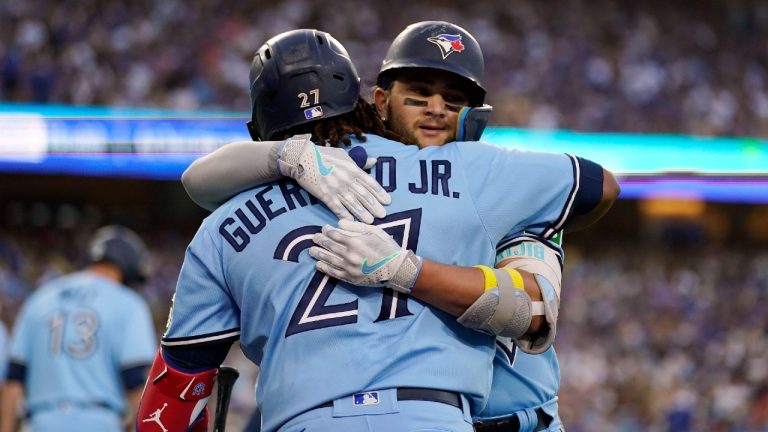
543,154,579,238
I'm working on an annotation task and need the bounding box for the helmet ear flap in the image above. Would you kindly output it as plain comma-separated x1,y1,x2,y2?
456,104,492,141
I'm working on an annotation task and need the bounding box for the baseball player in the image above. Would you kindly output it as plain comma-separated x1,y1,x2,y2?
0,226,157,432
145,29,613,432
182,22,618,431
376,22,579,431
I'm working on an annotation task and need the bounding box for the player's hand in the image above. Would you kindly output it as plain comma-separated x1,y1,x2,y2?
276,134,390,224
309,220,422,294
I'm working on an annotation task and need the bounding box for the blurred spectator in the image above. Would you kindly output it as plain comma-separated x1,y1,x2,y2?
1,0,768,137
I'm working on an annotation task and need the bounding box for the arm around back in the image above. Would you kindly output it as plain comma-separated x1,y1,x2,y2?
182,140,282,211
181,135,391,222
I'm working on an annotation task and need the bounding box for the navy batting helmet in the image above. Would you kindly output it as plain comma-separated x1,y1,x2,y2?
89,225,150,285
377,21,486,106
247,29,361,141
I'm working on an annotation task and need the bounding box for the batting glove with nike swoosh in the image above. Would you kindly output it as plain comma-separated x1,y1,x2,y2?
308,219,423,294
274,134,391,224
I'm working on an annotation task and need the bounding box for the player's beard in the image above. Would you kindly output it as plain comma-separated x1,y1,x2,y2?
386,104,456,148
386,104,419,147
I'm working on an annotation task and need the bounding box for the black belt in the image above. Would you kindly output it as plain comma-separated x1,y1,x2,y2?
474,407,550,432
273,389,463,431
317,387,462,410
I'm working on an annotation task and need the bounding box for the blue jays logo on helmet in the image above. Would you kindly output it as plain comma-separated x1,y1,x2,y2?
427,34,465,59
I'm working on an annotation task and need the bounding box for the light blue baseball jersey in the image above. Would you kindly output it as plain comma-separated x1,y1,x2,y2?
481,347,561,420
164,135,591,432
10,271,156,430
476,233,567,424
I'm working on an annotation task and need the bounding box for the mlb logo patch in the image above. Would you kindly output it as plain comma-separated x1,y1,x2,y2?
304,106,324,120
353,391,380,406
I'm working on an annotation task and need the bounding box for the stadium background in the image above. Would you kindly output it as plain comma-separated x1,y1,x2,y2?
1,0,768,431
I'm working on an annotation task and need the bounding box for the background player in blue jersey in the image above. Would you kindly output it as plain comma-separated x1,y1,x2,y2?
138,29,611,432
0,225,157,432
182,22,619,432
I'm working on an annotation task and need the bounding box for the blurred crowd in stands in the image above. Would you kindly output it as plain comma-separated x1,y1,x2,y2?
558,243,768,431
2,0,768,137
2,0,768,430
1,222,766,431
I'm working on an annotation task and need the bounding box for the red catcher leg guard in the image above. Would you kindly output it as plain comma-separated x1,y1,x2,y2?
136,349,218,432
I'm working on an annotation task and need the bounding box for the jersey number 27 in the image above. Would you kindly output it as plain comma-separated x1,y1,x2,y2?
277,209,422,337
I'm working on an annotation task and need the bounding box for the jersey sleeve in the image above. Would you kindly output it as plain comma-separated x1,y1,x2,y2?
8,301,33,366
183,140,281,211
495,230,564,268
162,224,241,348
457,142,604,241
118,296,157,367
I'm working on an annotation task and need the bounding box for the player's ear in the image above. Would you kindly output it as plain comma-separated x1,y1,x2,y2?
374,87,390,120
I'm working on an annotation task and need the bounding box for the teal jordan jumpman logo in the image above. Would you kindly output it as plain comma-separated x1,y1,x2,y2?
361,251,400,274
314,146,334,176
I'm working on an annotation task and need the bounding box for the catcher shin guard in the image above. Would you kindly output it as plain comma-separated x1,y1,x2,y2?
136,349,218,432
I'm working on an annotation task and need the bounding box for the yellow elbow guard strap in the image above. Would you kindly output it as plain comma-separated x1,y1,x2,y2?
474,265,525,293
456,266,532,338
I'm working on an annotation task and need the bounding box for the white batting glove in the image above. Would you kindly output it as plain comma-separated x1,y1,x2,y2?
308,219,423,294
274,134,390,224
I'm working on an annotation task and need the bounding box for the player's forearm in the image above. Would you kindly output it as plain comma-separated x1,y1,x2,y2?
310,223,544,336
182,140,281,211
0,382,23,432
125,388,143,430
411,261,483,316
411,259,543,333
